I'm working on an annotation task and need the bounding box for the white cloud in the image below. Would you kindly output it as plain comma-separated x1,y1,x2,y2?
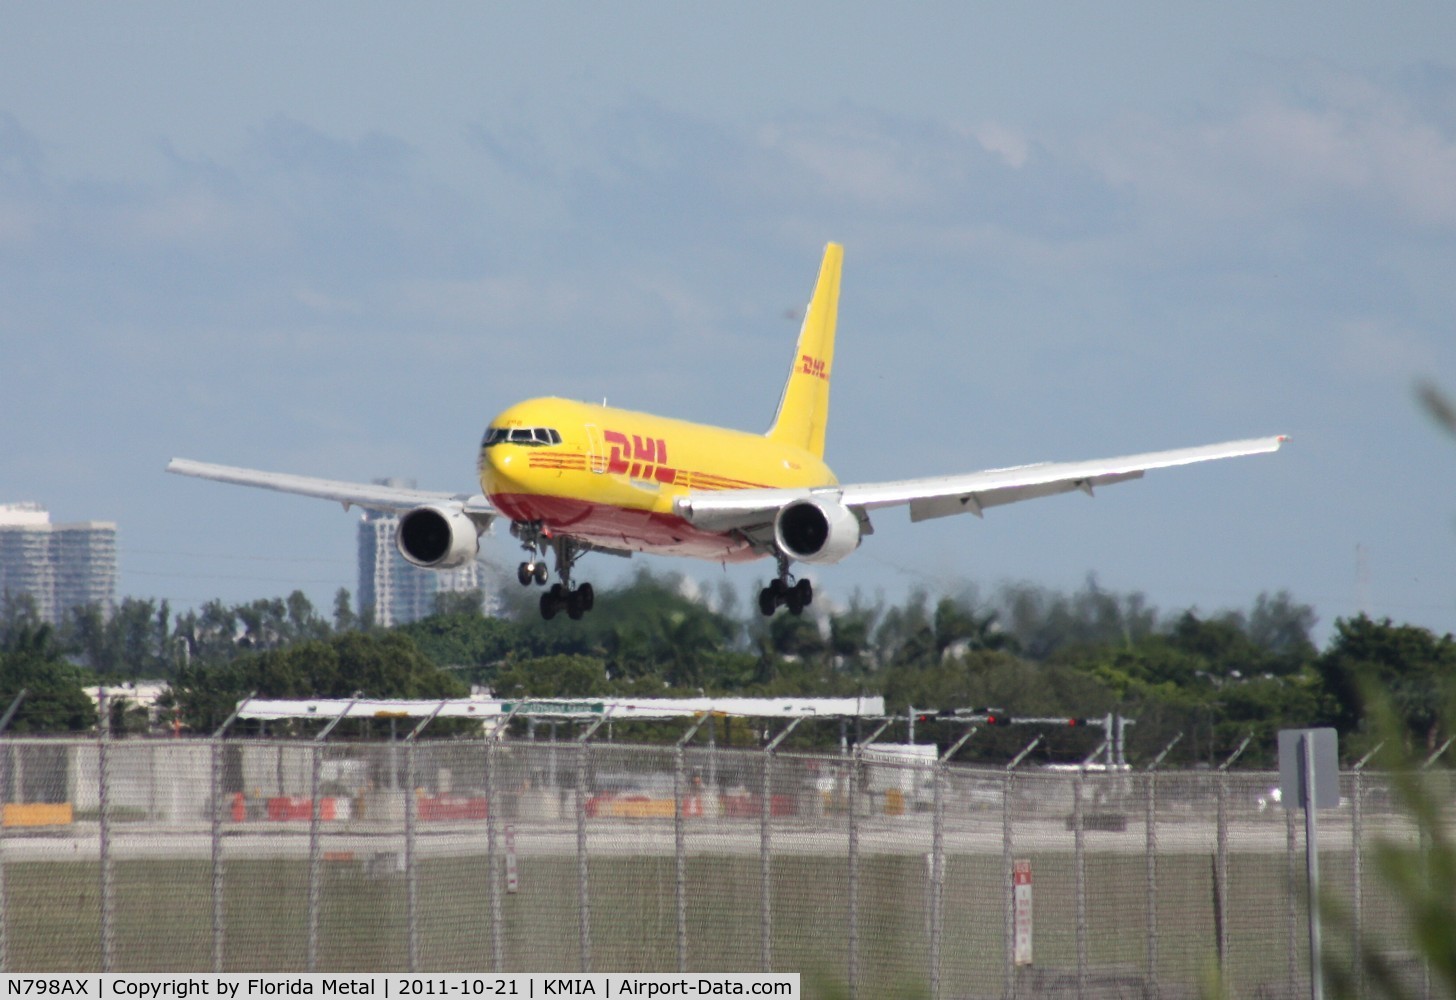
969,121,1030,169
755,120,926,205
1085,74,1456,230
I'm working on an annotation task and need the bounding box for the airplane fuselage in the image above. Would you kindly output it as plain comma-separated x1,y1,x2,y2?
480,396,834,562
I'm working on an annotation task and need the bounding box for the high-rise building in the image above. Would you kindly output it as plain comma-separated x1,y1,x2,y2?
356,482,491,627
0,502,117,624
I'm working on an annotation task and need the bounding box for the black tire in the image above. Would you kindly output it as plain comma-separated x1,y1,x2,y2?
533,561,549,585
795,578,813,608
578,582,595,612
517,562,534,587
567,593,585,620
786,590,805,616
758,586,778,617
539,591,558,620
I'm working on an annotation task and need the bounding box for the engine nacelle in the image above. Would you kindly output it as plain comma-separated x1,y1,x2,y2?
773,497,862,565
396,504,480,570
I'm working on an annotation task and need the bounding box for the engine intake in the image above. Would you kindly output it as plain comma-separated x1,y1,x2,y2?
774,497,861,565
397,504,480,569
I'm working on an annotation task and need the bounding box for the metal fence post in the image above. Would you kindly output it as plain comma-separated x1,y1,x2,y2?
759,748,773,974
1416,740,1451,1000
210,693,254,974
675,714,710,974
1349,743,1380,1000
0,688,25,973
1073,770,1087,999
847,745,860,1000
1003,736,1040,1000
1214,734,1250,989
928,725,977,1000
576,711,610,973
404,741,419,972
0,746,6,975
306,743,323,972
486,734,502,972
1286,797,1299,993
930,761,944,1000
1073,739,1106,999
402,700,447,974
307,693,360,972
485,702,521,973
1145,733,1181,995
210,736,226,972
850,718,892,1000
759,716,805,974
97,687,114,972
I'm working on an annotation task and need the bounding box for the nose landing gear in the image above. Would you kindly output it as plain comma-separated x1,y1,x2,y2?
516,560,549,587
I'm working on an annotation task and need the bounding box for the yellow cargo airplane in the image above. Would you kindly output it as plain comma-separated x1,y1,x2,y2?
169,243,1285,620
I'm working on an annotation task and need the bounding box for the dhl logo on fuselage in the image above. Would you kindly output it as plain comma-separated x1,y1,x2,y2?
599,430,677,484
523,428,770,492
799,354,829,381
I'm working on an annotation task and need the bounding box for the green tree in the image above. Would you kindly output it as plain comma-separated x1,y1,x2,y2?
332,588,357,632
433,588,485,617
493,654,610,699
996,577,1158,660
1317,614,1456,751
0,615,97,733
168,630,466,732
398,611,521,682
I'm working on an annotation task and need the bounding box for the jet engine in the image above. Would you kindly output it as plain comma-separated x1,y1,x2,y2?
773,497,862,565
396,504,480,569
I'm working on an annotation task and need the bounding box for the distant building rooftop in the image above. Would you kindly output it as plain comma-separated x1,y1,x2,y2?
0,502,51,528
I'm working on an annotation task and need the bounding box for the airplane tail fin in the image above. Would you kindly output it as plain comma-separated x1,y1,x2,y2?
766,242,842,459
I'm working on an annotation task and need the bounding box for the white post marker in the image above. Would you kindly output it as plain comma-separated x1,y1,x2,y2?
1278,727,1339,1000
505,823,519,894
1013,859,1033,966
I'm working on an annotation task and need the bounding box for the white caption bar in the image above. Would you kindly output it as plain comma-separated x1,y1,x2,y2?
0,975,801,1000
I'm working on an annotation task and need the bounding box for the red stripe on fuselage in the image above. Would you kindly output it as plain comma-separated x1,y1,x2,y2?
488,492,761,562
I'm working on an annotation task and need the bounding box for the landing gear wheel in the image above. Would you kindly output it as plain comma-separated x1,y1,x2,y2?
795,578,812,608
758,586,777,617
517,562,535,587
533,561,548,585
539,590,559,620
785,587,805,616
577,582,594,612
567,591,585,621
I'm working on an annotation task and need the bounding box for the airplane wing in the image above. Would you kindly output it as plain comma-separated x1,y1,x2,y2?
166,458,498,523
674,435,1287,534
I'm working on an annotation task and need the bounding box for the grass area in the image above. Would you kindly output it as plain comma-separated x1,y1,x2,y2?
0,849,1383,997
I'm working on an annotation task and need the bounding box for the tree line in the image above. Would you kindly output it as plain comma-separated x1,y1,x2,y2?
1,573,1453,767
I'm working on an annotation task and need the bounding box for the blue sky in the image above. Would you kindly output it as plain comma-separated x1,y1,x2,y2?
3,4,1455,642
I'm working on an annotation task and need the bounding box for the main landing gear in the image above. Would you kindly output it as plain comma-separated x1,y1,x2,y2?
759,553,812,617
512,522,595,621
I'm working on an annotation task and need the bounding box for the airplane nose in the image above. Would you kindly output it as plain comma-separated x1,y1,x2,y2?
479,446,520,494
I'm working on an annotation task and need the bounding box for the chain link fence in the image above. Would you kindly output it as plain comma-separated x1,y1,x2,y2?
0,734,1442,998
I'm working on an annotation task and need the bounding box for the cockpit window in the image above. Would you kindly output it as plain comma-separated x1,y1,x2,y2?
482,426,561,448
